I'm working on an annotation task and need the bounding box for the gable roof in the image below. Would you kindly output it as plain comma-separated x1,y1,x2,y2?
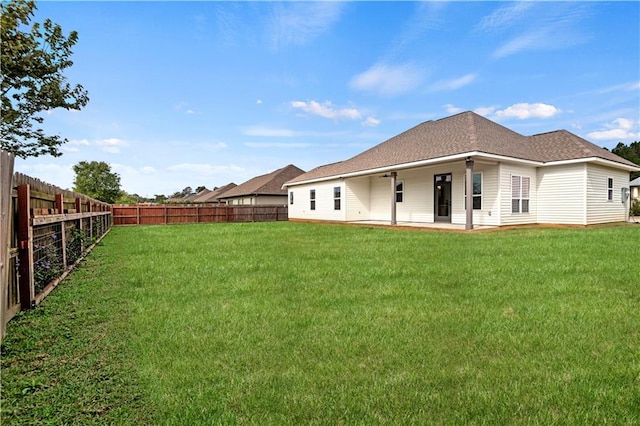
219,164,304,198
630,177,640,187
287,111,638,185
198,182,237,202
186,189,211,201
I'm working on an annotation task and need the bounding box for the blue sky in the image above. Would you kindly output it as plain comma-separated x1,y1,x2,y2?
15,1,640,197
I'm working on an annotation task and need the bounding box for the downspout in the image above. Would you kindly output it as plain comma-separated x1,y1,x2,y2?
465,157,474,230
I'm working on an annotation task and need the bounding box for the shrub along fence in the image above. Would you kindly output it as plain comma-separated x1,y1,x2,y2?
0,163,111,341
112,204,288,225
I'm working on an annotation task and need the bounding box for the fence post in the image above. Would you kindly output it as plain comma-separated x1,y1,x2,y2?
1,151,15,340
17,184,35,309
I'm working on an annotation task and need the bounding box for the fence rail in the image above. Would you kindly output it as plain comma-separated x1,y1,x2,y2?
1,161,112,341
112,204,288,225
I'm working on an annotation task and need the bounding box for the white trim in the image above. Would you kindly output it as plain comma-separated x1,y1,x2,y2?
544,157,640,171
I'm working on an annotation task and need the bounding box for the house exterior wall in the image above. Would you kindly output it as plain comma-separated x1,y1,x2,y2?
345,177,370,221
585,164,629,224
290,161,502,226
287,160,633,226
536,163,585,224
451,162,500,226
499,162,539,226
288,180,346,221
226,195,287,205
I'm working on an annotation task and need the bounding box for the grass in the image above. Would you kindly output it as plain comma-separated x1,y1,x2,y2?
1,222,639,424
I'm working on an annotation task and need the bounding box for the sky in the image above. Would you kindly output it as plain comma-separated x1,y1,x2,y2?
14,1,640,198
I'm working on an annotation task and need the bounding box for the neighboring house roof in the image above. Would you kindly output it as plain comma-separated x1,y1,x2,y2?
219,164,305,198
630,177,640,187
286,111,639,185
198,183,237,202
188,189,212,202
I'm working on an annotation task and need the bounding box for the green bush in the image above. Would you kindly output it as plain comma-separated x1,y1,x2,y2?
630,199,640,216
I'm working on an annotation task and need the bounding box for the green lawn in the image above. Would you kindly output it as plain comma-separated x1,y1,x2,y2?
2,222,639,424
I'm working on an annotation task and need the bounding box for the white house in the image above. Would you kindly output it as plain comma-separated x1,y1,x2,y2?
283,111,640,228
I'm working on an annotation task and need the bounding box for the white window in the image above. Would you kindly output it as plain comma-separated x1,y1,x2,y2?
334,186,341,210
464,173,482,210
310,189,316,210
607,177,613,201
396,180,404,203
511,175,530,213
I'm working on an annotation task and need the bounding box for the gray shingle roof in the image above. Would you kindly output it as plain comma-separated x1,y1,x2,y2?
219,164,304,198
630,177,640,187
287,111,638,185
198,182,237,202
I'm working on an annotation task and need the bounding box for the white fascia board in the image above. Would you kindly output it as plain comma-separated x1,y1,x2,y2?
284,152,544,187
542,157,640,171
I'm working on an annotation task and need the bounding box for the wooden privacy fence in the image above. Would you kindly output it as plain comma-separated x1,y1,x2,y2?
112,204,288,225
1,166,111,341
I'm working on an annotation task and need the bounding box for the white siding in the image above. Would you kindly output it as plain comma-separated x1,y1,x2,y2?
345,177,370,221
396,168,433,222
586,164,629,224
288,162,502,225
287,180,345,221
451,163,500,226
536,164,585,225
499,163,539,226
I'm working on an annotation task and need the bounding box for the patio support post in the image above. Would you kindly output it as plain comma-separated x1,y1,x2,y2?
465,157,474,230
390,171,397,225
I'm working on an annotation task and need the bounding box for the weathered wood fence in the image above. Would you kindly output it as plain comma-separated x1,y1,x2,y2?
1,159,111,341
112,204,288,225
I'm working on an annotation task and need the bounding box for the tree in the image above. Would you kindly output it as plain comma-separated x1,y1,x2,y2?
170,187,193,199
1,0,89,158
73,161,122,204
612,141,640,179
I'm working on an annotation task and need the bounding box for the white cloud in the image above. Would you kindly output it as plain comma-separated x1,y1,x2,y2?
493,30,549,58
291,100,361,121
476,2,536,33
269,2,344,49
243,126,297,137
494,103,560,120
362,116,380,127
13,162,74,190
95,138,129,154
166,163,245,176
474,106,498,117
593,81,640,95
256,99,263,105
196,142,227,151
444,104,463,114
430,73,477,91
62,139,90,153
350,63,423,96
587,118,640,141
490,4,592,58
244,142,315,149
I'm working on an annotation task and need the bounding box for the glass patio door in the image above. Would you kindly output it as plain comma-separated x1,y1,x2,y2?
434,174,452,222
